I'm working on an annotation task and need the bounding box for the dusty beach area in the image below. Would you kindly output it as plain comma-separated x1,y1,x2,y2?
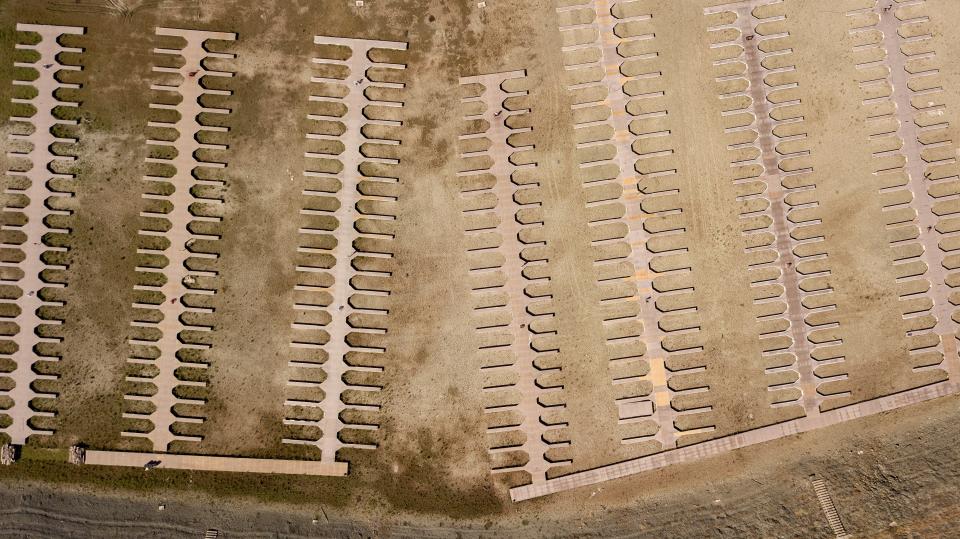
2,0,960,536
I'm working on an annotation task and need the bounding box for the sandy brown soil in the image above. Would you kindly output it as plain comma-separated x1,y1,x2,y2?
636,0,807,445
783,0,948,411
2,0,960,536
0,0,551,514
1,393,959,537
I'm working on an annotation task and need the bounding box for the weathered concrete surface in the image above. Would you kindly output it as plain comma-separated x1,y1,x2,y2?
84,449,348,476
458,70,553,482
2,23,83,445
126,27,236,452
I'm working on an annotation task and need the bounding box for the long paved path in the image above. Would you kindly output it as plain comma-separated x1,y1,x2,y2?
459,70,553,481
707,1,821,414
511,378,960,501
85,450,348,476
2,23,84,445
126,27,235,452
283,35,405,462
565,0,677,449
876,1,956,342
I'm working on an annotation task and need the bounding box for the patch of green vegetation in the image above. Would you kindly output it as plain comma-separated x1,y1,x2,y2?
148,145,178,161
121,417,153,434
145,181,175,197
10,102,36,119
31,396,57,415
176,349,209,365
174,366,207,383
30,358,59,378
141,198,174,216
52,105,81,122
193,148,223,164
50,123,77,140
0,30,21,118
56,51,83,69
196,112,230,129
172,385,207,401
145,162,177,179
53,87,81,104
136,233,168,252
42,231,71,249
0,358,16,373
149,108,181,125
11,83,37,101
37,279,67,301
13,46,40,63
17,31,42,47
146,126,179,143
48,158,77,178
57,34,83,51
20,446,67,462
194,129,226,146
191,165,225,184
46,180,76,198
38,268,68,288
122,399,155,416
0,459,355,509
10,66,38,83
126,361,159,379
135,271,166,288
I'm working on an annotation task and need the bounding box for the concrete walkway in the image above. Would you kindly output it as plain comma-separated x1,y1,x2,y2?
595,0,679,448
458,70,555,482
2,23,83,445
512,377,960,501
282,36,406,463
557,0,671,449
126,27,235,451
85,450,347,476
704,2,821,415
875,0,957,358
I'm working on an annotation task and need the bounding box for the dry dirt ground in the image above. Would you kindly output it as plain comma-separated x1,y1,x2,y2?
2,0,960,536
2,394,960,537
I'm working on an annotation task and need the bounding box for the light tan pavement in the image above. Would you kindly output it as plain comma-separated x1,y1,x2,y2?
459,70,554,481
85,449,348,476
2,23,84,445
282,36,405,463
126,27,235,451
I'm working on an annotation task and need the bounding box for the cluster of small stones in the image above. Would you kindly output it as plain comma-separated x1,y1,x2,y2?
0,443,14,465
67,444,85,464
